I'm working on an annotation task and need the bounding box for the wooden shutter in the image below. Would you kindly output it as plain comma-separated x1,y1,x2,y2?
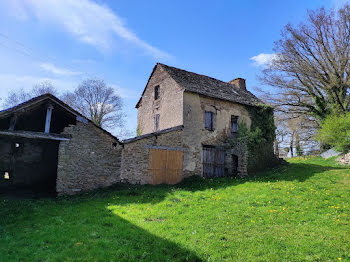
231,116,238,133
205,111,213,130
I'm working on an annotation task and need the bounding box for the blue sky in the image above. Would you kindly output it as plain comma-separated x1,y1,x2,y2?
0,0,346,137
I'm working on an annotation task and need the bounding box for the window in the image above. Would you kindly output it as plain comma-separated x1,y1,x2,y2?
4,172,9,180
231,116,239,134
154,85,160,100
205,111,214,131
154,114,160,131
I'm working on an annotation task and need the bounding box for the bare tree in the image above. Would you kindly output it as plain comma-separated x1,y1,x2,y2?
3,81,57,108
261,5,350,121
62,78,124,129
32,81,57,97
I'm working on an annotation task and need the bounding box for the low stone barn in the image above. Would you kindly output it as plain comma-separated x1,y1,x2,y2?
121,63,277,185
0,94,122,195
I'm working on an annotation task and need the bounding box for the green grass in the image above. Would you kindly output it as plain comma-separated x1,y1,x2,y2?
0,157,349,261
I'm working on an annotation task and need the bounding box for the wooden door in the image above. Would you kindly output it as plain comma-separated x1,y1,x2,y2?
232,154,238,176
203,147,225,178
148,149,183,185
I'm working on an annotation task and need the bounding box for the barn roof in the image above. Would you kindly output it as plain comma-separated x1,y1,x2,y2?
0,93,120,143
136,63,264,108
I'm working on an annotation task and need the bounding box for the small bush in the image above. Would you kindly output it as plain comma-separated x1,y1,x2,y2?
315,112,350,152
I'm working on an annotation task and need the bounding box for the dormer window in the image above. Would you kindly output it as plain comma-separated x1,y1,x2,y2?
154,85,160,100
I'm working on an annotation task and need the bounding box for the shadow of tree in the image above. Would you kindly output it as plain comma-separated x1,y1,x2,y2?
176,162,347,192
0,197,202,261
57,162,347,205
0,161,346,261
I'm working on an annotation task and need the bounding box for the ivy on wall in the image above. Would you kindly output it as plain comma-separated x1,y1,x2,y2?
226,104,277,172
241,104,276,146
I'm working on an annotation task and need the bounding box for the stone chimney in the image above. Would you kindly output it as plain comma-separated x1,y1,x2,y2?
229,78,246,90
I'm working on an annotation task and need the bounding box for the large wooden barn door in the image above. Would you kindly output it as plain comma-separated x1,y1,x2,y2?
203,147,225,178
148,149,183,185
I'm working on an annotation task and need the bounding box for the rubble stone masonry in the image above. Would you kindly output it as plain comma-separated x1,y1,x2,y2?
121,127,183,184
56,122,122,195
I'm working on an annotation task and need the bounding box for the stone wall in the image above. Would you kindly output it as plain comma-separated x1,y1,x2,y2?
182,92,251,177
121,127,183,184
137,65,184,135
56,122,122,195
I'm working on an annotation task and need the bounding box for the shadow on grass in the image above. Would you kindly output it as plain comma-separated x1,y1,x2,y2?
48,161,348,207
180,161,347,190
0,197,202,261
0,161,347,261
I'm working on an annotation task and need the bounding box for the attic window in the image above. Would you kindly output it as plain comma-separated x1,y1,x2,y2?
154,85,160,100
112,142,118,148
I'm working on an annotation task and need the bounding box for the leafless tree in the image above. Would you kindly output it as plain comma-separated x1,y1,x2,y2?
32,81,58,97
3,81,57,108
62,78,124,129
260,5,350,121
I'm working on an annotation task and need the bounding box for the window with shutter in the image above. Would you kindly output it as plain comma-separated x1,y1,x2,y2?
231,115,238,134
205,111,214,131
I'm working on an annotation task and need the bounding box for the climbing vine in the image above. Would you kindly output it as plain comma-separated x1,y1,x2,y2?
242,104,276,147
226,104,276,172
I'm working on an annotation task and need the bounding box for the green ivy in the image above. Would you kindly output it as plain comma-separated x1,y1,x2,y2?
245,104,276,145
226,104,277,172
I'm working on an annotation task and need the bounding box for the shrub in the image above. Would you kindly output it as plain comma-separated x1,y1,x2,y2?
315,113,350,152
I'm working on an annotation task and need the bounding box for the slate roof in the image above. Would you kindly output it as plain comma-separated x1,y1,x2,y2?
123,125,184,144
136,63,264,108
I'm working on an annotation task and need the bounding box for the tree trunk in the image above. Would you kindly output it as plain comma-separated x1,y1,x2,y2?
274,139,280,157
290,131,295,158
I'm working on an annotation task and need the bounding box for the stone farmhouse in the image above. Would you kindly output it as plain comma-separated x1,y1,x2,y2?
0,63,276,195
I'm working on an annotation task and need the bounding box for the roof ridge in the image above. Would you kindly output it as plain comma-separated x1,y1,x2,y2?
158,63,235,87
158,63,263,106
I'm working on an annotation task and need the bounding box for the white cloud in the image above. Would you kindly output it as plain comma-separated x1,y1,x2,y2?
250,53,278,66
40,62,82,76
7,0,170,59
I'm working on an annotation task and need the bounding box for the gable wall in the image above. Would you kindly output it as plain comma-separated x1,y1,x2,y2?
137,65,184,135
56,122,122,195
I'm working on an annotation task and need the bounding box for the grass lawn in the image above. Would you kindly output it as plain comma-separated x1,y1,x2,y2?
0,157,349,261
